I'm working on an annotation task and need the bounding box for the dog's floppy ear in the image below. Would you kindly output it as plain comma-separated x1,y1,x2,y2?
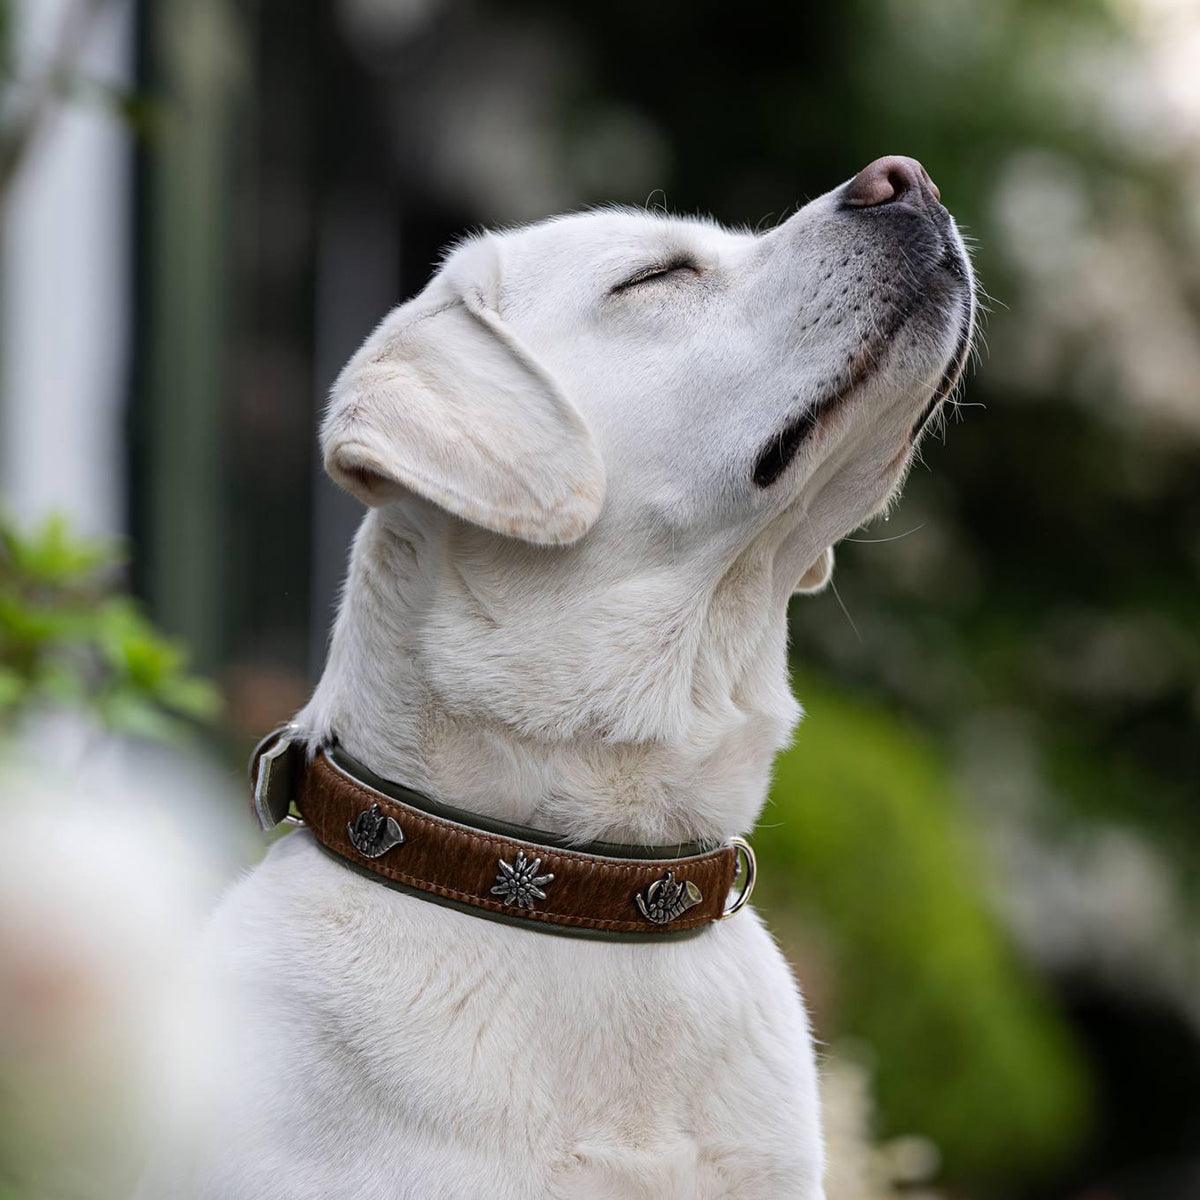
795,547,834,594
322,239,606,546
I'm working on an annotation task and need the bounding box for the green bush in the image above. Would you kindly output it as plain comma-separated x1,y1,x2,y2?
757,675,1088,1184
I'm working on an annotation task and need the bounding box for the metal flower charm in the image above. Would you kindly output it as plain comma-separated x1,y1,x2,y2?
490,851,554,909
636,870,703,925
347,803,405,859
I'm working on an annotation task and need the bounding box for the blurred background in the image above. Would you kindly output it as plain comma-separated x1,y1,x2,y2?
1,1,1197,1197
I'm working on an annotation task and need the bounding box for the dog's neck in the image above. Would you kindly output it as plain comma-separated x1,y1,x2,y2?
296,504,804,846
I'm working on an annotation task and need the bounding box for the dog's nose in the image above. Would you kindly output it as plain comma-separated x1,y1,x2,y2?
843,155,941,208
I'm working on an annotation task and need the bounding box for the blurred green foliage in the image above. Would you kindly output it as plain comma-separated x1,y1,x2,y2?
759,677,1088,1182
0,513,220,739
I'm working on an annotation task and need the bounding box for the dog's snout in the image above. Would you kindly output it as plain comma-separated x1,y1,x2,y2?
843,155,940,208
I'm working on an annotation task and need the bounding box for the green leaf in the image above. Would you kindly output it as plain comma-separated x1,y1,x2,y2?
0,666,26,708
155,674,223,720
0,513,221,742
0,511,118,585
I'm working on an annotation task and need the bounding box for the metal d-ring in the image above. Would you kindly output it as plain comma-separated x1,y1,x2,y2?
720,836,757,919
250,723,307,829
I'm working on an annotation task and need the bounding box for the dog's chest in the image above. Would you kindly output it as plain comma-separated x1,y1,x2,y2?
222,835,820,1197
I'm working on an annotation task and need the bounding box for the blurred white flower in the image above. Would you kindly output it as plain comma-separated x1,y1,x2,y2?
824,1047,948,1200
0,713,251,1198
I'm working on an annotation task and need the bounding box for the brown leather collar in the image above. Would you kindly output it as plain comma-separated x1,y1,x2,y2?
250,728,756,941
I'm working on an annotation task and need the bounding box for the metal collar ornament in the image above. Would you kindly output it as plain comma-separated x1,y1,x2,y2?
636,870,703,925
347,804,405,859
250,726,756,941
491,852,555,909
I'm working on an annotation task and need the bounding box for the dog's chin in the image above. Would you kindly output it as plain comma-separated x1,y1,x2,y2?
908,303,974,442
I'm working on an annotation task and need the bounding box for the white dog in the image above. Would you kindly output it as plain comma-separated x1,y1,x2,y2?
139,156,973,1199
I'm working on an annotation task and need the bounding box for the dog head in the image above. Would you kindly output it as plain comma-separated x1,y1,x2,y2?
325,156,973,599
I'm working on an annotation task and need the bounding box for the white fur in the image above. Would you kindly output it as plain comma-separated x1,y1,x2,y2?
140,183,973,1198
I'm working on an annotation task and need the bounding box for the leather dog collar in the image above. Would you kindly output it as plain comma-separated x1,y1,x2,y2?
250,727,756,941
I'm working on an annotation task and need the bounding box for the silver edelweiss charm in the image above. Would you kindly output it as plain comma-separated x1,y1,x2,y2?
636,870,703,925
490,851,554,909
347,804,405,859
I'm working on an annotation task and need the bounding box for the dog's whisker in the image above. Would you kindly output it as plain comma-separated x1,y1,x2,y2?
844,523,926,543
828,578,864,644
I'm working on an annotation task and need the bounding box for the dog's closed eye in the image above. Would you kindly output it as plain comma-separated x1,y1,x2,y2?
611,257,700,293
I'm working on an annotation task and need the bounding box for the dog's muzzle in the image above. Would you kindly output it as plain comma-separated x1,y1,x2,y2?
251,727,757,941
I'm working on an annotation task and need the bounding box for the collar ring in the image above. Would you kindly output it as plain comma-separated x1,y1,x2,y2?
720,836,757,919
